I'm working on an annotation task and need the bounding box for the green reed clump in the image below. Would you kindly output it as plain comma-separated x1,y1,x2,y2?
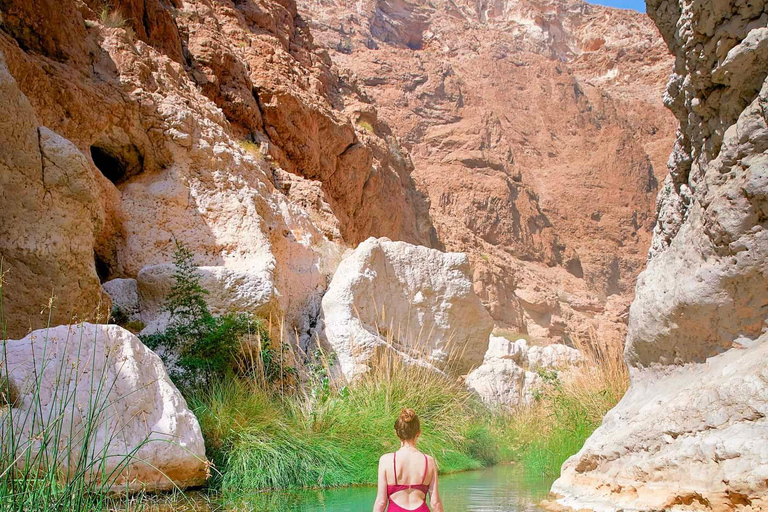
505,331,630,477
190,348,506,492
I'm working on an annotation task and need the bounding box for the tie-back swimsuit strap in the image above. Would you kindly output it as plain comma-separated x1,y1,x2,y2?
386,452,430,512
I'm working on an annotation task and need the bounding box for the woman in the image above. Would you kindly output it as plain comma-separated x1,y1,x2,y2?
373,409,445,512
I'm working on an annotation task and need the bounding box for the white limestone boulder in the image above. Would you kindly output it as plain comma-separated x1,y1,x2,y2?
465,358,542,406
319,237,493,381
550,334,768,512
103,278,141,323
0,324,207,492
466,335,581,406
525,341,582,369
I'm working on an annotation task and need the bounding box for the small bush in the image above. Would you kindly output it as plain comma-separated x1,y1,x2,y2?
357,120,374,133
100,6,127,28
140,240,289,393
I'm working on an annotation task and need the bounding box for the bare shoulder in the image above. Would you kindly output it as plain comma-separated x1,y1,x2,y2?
425,454,437,471
379,452,393,467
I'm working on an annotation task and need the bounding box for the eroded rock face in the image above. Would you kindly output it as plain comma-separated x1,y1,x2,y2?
298,0,677,345
0,52,110,336
0,0,435,340
547,0,768,508
319,238,493,381
1,324,207,492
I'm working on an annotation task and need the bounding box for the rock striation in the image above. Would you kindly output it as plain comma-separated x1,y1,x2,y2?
546,0,768,508
319,237,493,381
298,0,677,346
1,323,207,491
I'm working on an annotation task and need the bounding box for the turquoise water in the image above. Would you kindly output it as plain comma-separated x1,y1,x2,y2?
210,464,555,512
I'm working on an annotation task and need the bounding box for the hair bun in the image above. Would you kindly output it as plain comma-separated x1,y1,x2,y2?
395,408,421,440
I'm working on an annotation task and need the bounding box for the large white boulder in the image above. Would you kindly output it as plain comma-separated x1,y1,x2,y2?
320,237,493,381
1,324,207,492
550,334,768,512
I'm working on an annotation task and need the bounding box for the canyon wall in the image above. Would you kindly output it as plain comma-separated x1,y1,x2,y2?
546,0,768,509
0,0,436,340
0,0,674,353
298,0,677,346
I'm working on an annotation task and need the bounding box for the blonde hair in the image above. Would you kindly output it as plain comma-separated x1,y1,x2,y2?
394,408,421,440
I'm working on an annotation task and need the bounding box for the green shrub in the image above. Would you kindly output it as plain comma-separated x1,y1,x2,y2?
357,120,374,133
140,240,289,393
100,6,127,28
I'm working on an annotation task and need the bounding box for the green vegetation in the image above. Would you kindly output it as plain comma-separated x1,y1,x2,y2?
191,352,502,492
237,140,264,160
100,5,127,29
109,305,145,334
140,240,289,393
505,332,629,476
357,120,374,134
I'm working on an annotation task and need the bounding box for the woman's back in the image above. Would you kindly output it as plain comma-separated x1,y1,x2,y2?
372,409,444,512
384,449,431,511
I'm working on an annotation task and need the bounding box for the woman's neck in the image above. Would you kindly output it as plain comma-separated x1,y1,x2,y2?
400,440,418,450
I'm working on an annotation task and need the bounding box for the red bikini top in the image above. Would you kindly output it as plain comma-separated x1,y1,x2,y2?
387,452,430,496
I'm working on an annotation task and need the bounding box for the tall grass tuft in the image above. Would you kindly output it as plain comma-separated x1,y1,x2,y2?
507,330,629,477
190,323,503,492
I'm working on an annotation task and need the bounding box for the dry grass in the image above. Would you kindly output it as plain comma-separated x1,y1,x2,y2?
100,7,127,28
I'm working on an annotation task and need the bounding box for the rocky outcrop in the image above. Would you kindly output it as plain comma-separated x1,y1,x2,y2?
298,0,677,346
466,336,581,406
0,51,111,335
1,324,207,491
546,0,768,508
0,0,435,340
319,238,493,380
103,278,142,324
135,263,276,334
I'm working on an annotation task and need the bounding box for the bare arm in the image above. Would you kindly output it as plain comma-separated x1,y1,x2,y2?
373,455,389,512
428,456,444,512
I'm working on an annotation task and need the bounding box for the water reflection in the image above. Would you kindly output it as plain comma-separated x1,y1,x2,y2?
208,464,554,512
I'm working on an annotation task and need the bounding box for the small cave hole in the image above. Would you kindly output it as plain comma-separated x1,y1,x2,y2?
94,252,112,284
91,146,128,185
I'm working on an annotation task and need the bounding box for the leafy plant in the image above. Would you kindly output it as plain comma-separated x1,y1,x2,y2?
140,240,290,393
